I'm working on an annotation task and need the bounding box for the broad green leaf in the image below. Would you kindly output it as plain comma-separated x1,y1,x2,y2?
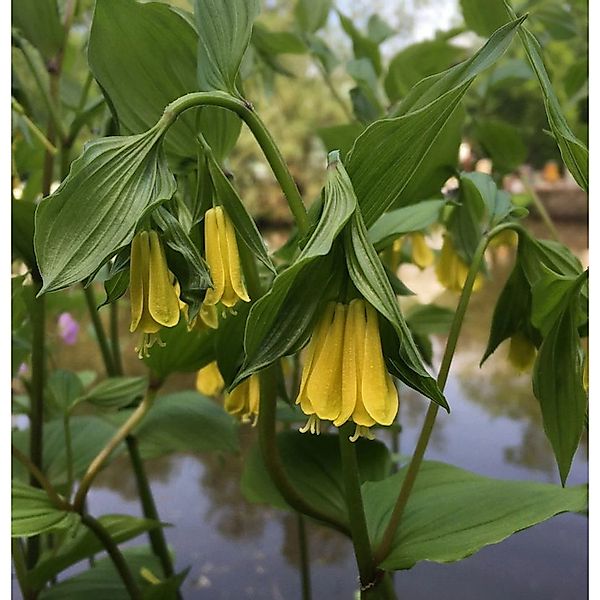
343,208,447,409
236,153,356,384
385,40,467,103
29,515,162,589
368,200,445,249
11,0,63,60
12,416,124,487
317,122,365,161
481,260,536,365
81,376,148,411
503,1,588,191
215,302,252,386
205,151,275,274
39,546,170,600
153,207,211,322
305,34,338,73
129,391,238,458
486,58,532,88
34,128,176,293
459,171,512,228
89,0,197,159
474,118,527,172
460,0,508,36
363,460,587,570
405,304,455,336
350,86,382,124
347,17,524,226
533,1,578,40
12,198,37,270
530,269,579,336
101,268,129,308
532,287,587,485
195,0,260,95
338,12,382,75
241,431,390,525
294,0,332,34
367,14,395,44
251,24,307,55
142,320,216,380
12,482,78,537
47,369,85,413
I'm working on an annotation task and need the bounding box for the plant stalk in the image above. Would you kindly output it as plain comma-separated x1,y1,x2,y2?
257,369,350,536
80,513,142,600
110,299,124,376
296,514,312,600
161,91,308,234
12,539,35,600
373,225,512,566
83,284,116,376
338,424,377,593
73,389,155,512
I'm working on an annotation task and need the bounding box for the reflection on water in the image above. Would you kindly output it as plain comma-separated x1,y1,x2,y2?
48,220,588,599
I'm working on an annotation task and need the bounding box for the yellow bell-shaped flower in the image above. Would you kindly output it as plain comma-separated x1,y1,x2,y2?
129,230,180,358
204,206,250,308
296,299,398,441
224,374,260,425
435,235,484,293
409,232,434,269
196,361,225,396
507,332,536,372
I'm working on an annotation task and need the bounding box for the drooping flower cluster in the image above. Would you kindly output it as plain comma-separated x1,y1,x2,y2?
393,232,435,269
224,374,260,425
204,206,250,308
129,230,180,357
196,361,225,396
435,235,483,293
296,299,398,442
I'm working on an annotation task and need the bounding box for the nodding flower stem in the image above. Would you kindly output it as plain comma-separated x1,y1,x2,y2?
159,91,308,235
373,223,520,566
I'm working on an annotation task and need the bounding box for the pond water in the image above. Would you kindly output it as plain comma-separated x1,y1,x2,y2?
15,220,588,599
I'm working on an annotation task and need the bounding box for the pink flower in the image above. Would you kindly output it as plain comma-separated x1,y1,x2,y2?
57,312,79,345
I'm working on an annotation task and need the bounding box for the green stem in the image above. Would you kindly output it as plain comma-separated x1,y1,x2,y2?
161,92,308,234
82,284,116,377
27,278,46,568
520,172,561,242
257,369,350,536
80,513,142,600
63,415,74,500
12,539,35,600
296,514,312,600
11,98,58,154
338,424,377,593
73,390,155,512
373,225,514,566
110,300,124,376
125,435,175,581
315,60,353,122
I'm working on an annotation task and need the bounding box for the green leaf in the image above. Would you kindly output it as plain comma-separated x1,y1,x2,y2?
533,1,578,40
405,304,455,336
305,34,338,73
205,151,274,274
215,303,252,386
343,208,447,409
34,128,176,293
384,40,467,103
251,24,307,55
129,391,238,458
12,416,124,488
532,287,587,485
338,12,382,75
368,200,445,249
503,1,588,191
481,260,534,365
47,369,85,413
236,153,356,383
101,268,130,308
367,14,395,44
242,431,390,523
294,0,332,34
11,0,63,60
89,0,200,161
459,171,512,229
564,58,588,99
195,0,260,95
460,0,508,36
12,482,79,538
153,208,211,323
29,515,162,589
38,546,171,600
12,198,37,270
474,118,527,172
347,17,524,226
81,376,148,411
363,460,587,570
142,320,216,379
317,123,365,161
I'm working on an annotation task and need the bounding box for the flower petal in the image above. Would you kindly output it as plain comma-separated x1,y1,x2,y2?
223,207,250,303
204,207,225,305
147,231,180,327
129,231,145,332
